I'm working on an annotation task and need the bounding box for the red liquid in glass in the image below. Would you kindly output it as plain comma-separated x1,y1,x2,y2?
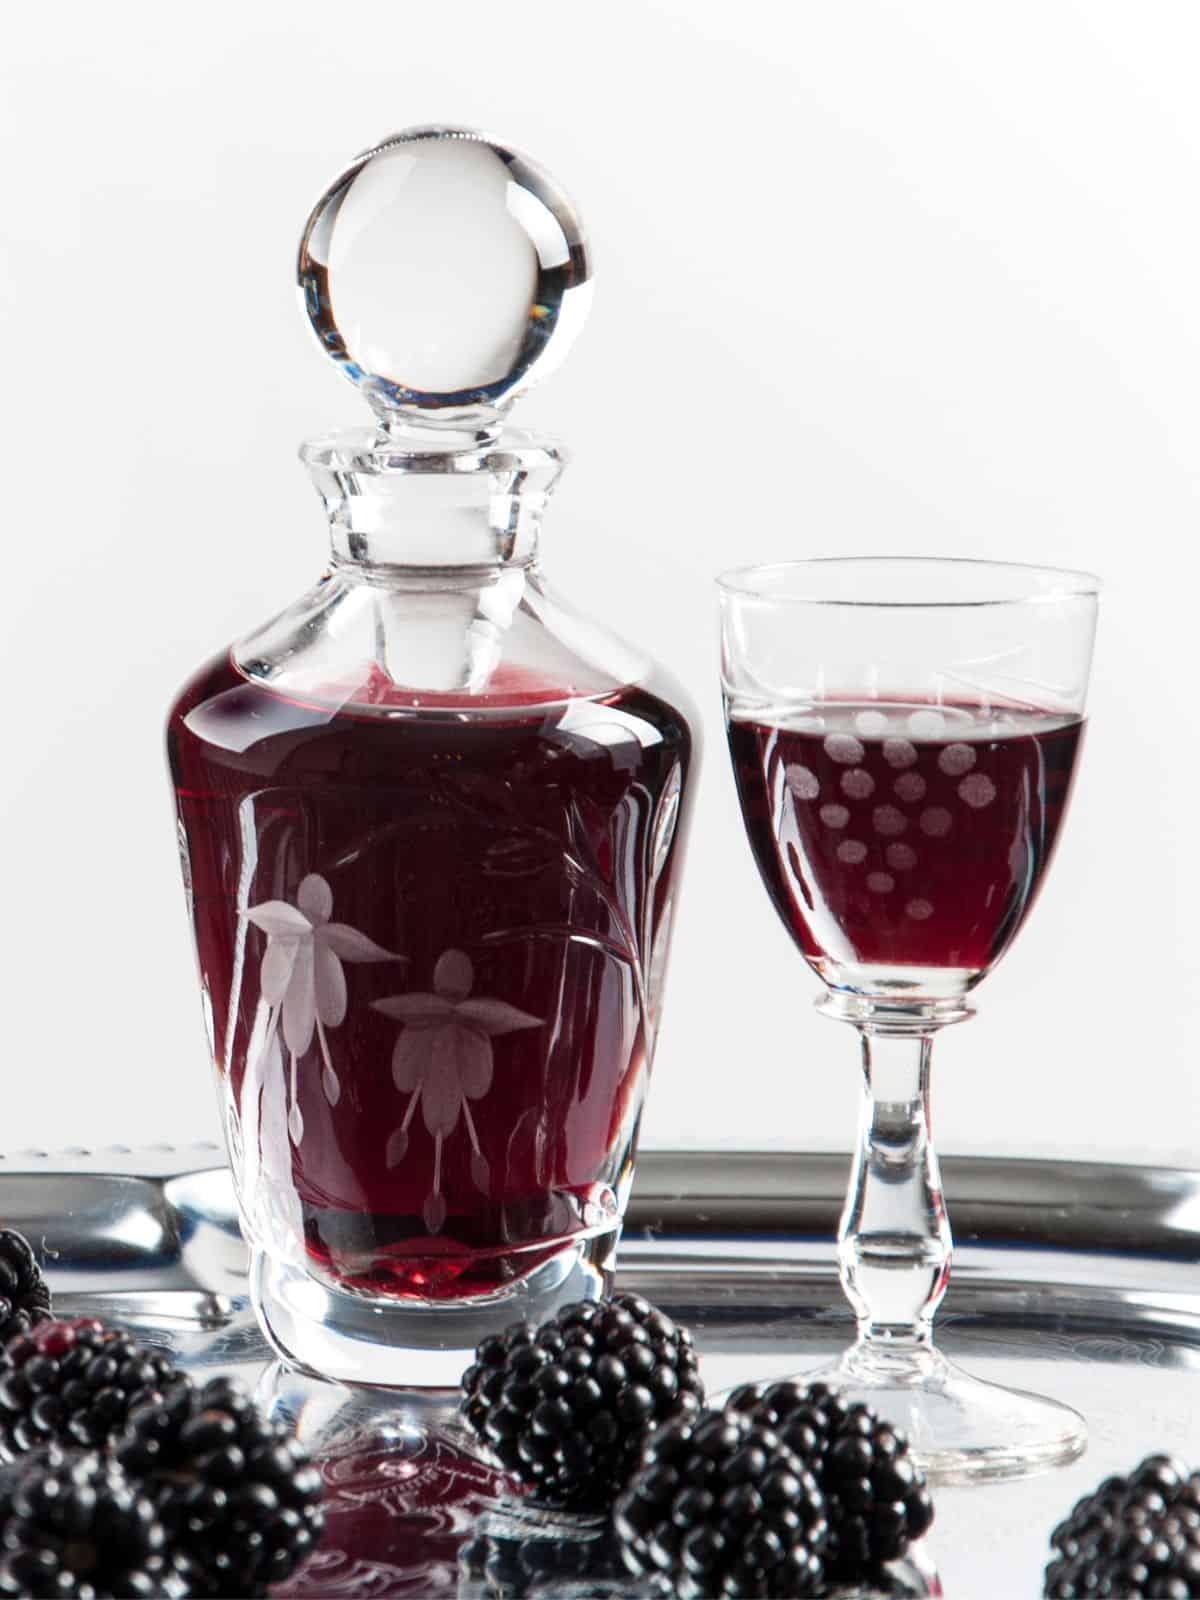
168,655,693,1301
727,703,1083,980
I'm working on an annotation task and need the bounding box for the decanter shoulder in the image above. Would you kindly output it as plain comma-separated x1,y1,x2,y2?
175,566,683,718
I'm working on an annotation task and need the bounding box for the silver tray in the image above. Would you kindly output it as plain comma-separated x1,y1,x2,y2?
5,1143,1199,1598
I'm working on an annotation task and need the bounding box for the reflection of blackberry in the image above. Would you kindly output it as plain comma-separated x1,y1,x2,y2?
116,1375,324,1598
461,1295,705,1511
1044,1455,1200,1598
725,1380,934,1577
614,1408,831,1598
0,1447,194,1598
0,1231,51,1349
459,1526,631,1598
0,1318,188,1460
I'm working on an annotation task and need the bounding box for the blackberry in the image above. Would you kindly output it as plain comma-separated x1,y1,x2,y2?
461,1294,705,1512
115,1374,324,1597
0,1231,51,1348
1044,1454,1200,1597
0,1446,193,1597
614,1406,831,1598
725,1380,934,1577
0,1318,189,1461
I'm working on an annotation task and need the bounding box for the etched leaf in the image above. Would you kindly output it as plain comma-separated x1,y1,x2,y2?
261,939,299,1006
423,1193,448,1233
471,1150,490,1193
424,1028,465,1136
322,925,401,963
244,902,311,937
288,1101,305,1145
313,942,348,1028
373,994,453,1024
256,1031,304,1250
456,1028,494,1100
297,874,334,924
457,998,542,1036
322,1063,341,1106
281,943,316,1057
386,1127,409,1168
392,1030,431,1092
433,949,474,1002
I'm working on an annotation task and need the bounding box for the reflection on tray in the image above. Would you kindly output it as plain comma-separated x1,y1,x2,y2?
2,1148,1197,1598
257,1366,940,1599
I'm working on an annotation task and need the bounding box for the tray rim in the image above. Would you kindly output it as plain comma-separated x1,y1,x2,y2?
3,1144,1198,1257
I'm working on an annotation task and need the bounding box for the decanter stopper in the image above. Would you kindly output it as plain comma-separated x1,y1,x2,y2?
298,126,593,430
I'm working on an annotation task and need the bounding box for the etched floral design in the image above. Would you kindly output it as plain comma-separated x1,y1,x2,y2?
373,950,542,1233
244,873,401,1144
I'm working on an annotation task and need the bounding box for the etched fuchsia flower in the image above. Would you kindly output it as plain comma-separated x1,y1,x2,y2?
244,873,401,1143
373,950,542,1233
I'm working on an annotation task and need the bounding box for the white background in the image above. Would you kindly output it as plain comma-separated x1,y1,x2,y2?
1,0,1197,1164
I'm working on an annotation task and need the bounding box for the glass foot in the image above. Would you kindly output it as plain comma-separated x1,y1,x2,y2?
799,1343,1086,1485
249,1235,615,1388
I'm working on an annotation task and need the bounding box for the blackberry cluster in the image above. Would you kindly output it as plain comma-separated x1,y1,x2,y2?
0,1447,194,1598
1044,1454,1200,1598
461,1294,705,1511
614,1408,831,1598
725,1380,935,1577
116,1374,325,1598
0,1231,51,1349
0,1317,188,1460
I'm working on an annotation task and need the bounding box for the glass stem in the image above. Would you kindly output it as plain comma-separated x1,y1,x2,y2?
838,1023,952,1361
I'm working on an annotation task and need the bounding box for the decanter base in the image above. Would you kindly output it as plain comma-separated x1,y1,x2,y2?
249,1231,619,1388
800,1343,1087,1485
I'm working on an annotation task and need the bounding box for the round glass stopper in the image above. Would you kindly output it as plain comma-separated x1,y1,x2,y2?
298,126,593,424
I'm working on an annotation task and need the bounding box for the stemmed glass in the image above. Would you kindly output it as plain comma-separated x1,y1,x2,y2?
718,558,1099,1483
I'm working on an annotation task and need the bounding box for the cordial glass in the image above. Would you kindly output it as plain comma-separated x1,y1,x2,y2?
720,556,1098,1483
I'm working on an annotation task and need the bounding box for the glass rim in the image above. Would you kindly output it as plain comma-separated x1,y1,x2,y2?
715,556,1102,609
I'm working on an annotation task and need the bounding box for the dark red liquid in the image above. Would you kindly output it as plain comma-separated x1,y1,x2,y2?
168,655,694,1300
727,703,1082,983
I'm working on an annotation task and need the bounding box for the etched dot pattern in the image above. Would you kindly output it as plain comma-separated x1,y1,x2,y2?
938,743,976,777
841,768,875,799
886,843,917,871
893,772,926,803
787,715,997,903
908,710,945,739
959,773,997,809
824,733,864,765
731,701,1083,978
883,739,917,769
786,764,819,800
872,804,907,837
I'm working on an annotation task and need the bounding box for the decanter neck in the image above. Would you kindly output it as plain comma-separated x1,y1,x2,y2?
301,423,564,573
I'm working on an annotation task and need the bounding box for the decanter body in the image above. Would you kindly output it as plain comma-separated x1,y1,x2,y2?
166,129,697,1383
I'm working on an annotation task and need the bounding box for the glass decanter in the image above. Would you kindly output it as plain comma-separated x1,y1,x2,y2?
167,127,698,1385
